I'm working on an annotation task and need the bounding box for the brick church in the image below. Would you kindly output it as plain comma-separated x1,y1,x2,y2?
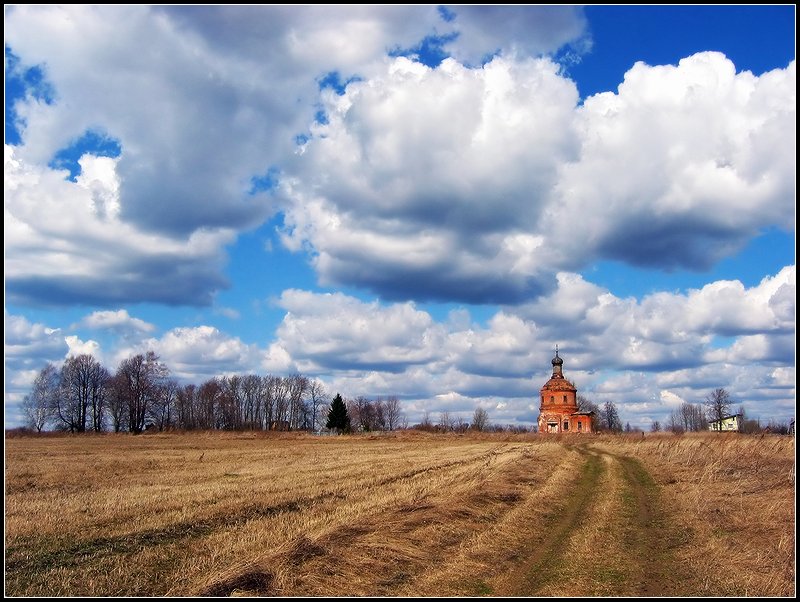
538,347,594,434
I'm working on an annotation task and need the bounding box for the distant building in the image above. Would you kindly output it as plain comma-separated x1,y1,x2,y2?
707,414,743,432
538,348,593,434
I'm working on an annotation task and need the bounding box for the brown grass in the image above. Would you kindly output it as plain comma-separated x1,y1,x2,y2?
588,433,796,596
4,430,795,597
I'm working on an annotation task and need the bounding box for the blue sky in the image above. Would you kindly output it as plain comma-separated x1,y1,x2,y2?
4,5,795,429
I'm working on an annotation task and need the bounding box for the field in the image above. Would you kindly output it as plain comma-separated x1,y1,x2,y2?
4,431,795,597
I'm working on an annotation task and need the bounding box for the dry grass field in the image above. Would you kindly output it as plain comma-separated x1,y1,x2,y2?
4,430,795,597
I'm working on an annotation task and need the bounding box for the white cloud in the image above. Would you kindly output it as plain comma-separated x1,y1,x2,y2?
280,54,580,303
659,390,686,407
4,6,589,307
550,53,795,272
64,335,101,358
4,313,65,359
1,7,795,431
5,146,234,306
7,8,792,313
213,306,242,320
443,6,589,66
766,367,795,389
3,262,795,429
704,333,796,365
79,309,155,334
4,314,68,425
510,267,795,373
281,52,795,303
137,326,264,382
273,289,446,373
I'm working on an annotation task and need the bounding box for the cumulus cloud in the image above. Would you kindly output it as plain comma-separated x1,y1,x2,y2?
281,52,794,304
442,5,590,66
4,313,66,363
4,263,795,428
659,390,686,407
135,326,265,382
78,309,156,334
1,7,794,430
5,147,234,306
551,53,796,273
4,314,69,422
512,266,795,370
4,6,589,307
270,289,446,373
280,55,580,302
7,8,792,311
64,335,101,358
256,267,794,424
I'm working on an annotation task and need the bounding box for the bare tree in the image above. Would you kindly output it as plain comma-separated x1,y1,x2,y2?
677,402,707,432
472,407,490,432
307,380,329,432
271,376,290,428
148,378,178,431
705,388,732,431
216,375,241,430
601,401,622,433
89,363,111,432
438,411,453,432
106,374,129,432
343,396,383,432
418,409,434,432
666,412,684,434
175,383,198,430
383,396,403,431
373,398,387,431
56,354,107,433
287,374,309,430
22,363,59,432
197,378,223,429
650,420,661,432
116,351,169,433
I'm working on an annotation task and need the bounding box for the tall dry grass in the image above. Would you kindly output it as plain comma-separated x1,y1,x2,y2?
589,432,795,597
5,430,795,596
5,431,559,596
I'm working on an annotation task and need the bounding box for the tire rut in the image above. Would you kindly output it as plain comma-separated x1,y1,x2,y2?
611,450,696,596
494,446,605,596
496,442,695,597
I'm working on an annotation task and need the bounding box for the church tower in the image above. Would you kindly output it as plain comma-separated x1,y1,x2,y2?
537,347,593,434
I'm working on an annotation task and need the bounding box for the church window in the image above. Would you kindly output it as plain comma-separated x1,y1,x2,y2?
563,395,567,402
577,421,582,431
563,421,569,431
550,396,554,403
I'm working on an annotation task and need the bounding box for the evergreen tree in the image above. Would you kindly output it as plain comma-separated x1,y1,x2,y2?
326,393,351,434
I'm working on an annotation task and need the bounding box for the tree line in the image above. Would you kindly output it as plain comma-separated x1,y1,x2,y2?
325,393,406,433
25,354,787,436
21,351,405,434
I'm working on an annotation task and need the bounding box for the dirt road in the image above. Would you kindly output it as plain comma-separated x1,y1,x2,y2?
199,440,704,597
488,443,700,596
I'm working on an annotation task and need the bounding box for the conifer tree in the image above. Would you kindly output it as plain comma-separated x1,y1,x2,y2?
326,393,351,434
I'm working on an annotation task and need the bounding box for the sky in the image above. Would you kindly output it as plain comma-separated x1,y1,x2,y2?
4,5,796,430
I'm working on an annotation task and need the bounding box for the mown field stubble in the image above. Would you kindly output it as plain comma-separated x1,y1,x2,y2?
4,431,795,597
